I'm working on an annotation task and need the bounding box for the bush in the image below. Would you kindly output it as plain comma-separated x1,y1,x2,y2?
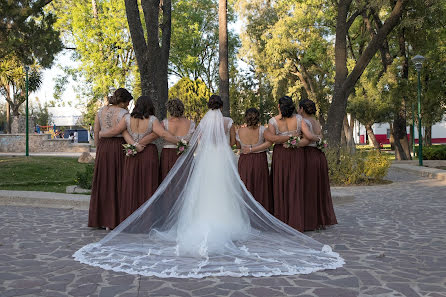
75,164,94,189
416,145,446,160
326,148,391,185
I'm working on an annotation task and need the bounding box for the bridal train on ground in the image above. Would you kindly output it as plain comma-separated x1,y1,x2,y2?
73,109,344,278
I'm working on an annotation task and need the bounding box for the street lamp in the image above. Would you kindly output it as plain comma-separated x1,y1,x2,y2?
411,54,425,166
24,65,30,157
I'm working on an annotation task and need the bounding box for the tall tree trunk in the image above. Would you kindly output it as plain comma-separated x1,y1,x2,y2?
365,124,379,149
343,115,356,153
219,0,229,116
393,28,411,160
6,99,11,133
424,125,432,146
326,0,406,148
389,122,395,150
125,0,171,120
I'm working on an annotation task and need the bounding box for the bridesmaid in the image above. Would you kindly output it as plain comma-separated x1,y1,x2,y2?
298,99,337,230
264,96,319,231
100,96,179,222
88,88,132,229
236,108,273,213
160,98,195,181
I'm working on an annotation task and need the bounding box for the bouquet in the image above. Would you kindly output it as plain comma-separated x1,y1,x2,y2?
122,143,137,157
176,139,189,155
316,138,327,151
283,136,300,149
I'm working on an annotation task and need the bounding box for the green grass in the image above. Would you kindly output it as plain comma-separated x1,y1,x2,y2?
0,156,91,193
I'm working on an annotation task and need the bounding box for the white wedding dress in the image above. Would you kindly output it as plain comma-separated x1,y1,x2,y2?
73,109,344,278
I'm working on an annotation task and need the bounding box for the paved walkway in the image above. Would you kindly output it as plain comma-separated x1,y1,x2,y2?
1,168,446,297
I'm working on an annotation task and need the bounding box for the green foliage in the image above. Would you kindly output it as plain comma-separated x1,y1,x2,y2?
49,0,138,125
230,68,276,125
235,0,335,121
416,145,446,160
168,77,211,123
170,0,240,92
75,164,94,190
0,56,43,115
30,100,51,126
0,0,63,67
326,149,391,185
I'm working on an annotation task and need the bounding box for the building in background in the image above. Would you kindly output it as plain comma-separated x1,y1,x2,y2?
353,117,446,145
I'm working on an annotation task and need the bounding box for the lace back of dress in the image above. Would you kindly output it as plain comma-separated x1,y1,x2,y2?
99,106,128,132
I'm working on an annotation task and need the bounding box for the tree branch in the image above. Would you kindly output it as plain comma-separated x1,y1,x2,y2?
124,0,148,66
343,0,406,96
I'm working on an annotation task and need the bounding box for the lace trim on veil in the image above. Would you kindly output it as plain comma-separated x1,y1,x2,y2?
74,109,344,278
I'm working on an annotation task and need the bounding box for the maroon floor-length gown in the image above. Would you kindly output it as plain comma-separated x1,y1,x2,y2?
269,115,305,232
237,126,273,213
120,115,160,222
88,106,128,229
302,119,337,230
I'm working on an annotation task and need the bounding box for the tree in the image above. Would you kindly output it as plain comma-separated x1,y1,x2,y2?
125,0,172,120
326,0,407,148
219,0,230,116
168,77,211,123
236,0,336,127
169,0,239,93
0,56,42,132
0,0,62,67
49,0,138,125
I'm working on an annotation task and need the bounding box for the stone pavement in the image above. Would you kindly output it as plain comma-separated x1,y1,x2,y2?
1,168,446,297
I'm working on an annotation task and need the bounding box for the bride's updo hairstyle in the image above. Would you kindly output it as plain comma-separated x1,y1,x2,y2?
131,96,155,119
278,96,296,118
299,99,317,115
109,88,133,105
245,108,260,127
208,95,223,110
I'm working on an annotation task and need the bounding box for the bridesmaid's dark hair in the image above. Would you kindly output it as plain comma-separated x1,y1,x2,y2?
278,96,296,118
245,108,260,127
131,96,155,119
208,95,223,110
299,99,317,115
109,88,133,105
166,98,185,117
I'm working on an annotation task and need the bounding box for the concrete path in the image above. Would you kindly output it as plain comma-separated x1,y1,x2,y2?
1,168,446,296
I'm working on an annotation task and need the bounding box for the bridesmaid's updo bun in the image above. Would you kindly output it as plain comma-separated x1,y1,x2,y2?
109,88,133,105
208,95,223,110
166,98,185,117
299,99,317,115
278,96,296,118
245,108,260,127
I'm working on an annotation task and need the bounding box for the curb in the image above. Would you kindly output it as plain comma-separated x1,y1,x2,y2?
391,163,446,182
0,190,90,210
0,190,353,210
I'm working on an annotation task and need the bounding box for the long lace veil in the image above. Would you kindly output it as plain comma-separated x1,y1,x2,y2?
74,109,344,278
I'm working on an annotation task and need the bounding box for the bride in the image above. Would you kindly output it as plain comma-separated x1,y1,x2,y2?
73,95,344,278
